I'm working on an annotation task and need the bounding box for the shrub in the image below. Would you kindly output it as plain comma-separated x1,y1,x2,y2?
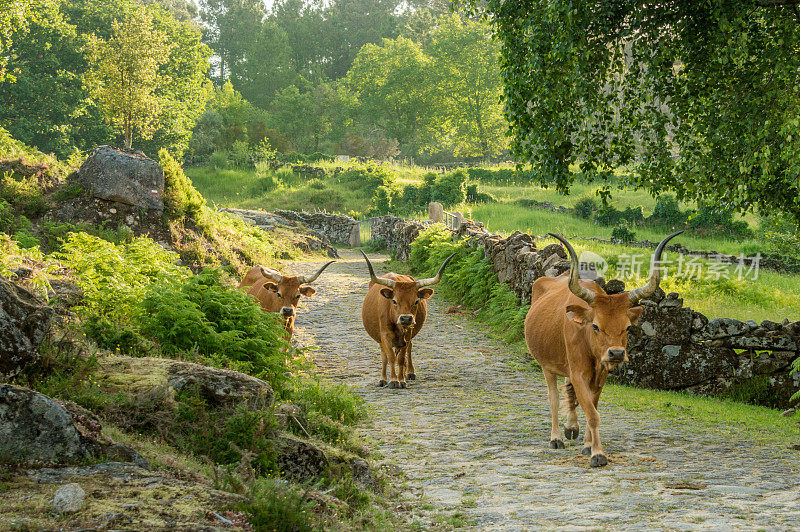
140,269,291,390
611,224,637,243
228,140,252,168
573,196,598,219
209,150,229,169
307,178,326,190
466,184,496,204
291,378,367,425
760,213,800,259
275,166,300,187
650,194,686,226
430,169,467,206
58,232,189,353
466,167,530,185
369,186,393,215
689,203,753,238
337,164,396,191
595,205,623,226
252,174,280,195
160,149,206,222
250,138,276,165
242,478,316,532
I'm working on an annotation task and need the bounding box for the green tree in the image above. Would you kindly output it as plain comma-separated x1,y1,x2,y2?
0,0,59,81
346,36,442,156
426,15,507,159
268,82,345,153
199,0,266,84
457,0,800,226
228,20,295,107
0,3,112,157
85,9,175,149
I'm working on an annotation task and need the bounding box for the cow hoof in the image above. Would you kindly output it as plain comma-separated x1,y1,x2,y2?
400,382,407,389
590,454,608,468
549,439,565,449
378,380,387,387
388,381,400,389
581,446,592,455
564,427,580,440
407,374,416,380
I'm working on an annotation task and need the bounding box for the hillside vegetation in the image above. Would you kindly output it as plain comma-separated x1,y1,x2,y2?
0,133,402,530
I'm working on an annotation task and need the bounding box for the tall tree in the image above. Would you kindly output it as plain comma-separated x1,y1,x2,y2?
228,20,295,107
85,8,175,149
0,3,112,157
346,36,442,156
457,0,800,225
426,15,507,159
199,0,265,84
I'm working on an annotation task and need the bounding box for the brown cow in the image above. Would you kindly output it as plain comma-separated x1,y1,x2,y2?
524,231,682,467
240,261,334,336
360,250,454,389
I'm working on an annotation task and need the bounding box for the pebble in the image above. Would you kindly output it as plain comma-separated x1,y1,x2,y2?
52,483,85,514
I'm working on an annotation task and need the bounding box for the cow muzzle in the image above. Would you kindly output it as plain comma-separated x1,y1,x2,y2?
397,314,415,328
607,348,627,363
281,307,295,318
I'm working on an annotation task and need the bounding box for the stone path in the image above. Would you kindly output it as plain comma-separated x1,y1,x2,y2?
293,250,800,531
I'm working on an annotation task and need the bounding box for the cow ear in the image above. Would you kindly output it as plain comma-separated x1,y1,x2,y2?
566,304,593,325
263,282,278,293
299,286,316,297
628,306,644,325
380,288,394,300
417,288,434,299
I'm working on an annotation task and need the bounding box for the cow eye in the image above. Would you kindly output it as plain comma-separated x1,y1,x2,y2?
592,323,600,332
277,293,282,298
295,295,301,300
392,300,398,305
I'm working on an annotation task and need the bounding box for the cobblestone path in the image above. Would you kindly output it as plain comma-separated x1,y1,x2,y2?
293,250,800,531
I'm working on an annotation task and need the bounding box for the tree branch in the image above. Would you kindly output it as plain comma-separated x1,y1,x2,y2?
755,0,800,6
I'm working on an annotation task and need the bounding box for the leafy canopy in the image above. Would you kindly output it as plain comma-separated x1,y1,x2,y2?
85,8,175,149
456,0,800,225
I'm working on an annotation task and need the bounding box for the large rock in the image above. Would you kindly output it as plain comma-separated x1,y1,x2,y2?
0,386,92,464
0,277,55,378
616,344,740,390
275,434,329,481
77,145,164,210
0,385,145,466
96,356,274,411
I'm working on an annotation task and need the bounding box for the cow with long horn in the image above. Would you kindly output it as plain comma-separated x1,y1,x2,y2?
360,250,454,389
524,231,682,467
239,261,335,337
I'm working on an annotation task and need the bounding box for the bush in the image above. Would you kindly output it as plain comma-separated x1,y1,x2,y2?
430,169,467,206
274,166,300,187
466,167,530,185
689,203,753,239
209,150,229,169
650,194,686,226
160,149,206,222
573,196,598,219
252,174,280,195
466,184,496,204
140,269,291,391
369,186,393,215
228,140,252,168
409,225,526,342
611,224,637,243
307,178,326,190
760,213,800,259
595,204,643,227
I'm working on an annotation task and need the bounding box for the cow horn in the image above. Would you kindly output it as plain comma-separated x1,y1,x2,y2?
259,266,283,283
298,261,335,284
416,253,456,288
359,250,395,288
547,233,596,306
628,230,684,304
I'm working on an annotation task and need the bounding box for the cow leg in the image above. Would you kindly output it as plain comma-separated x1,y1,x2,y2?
543,370,565,449
378,348,388,387
564,378,580,440
381,336,400,389
396,346,407,389
406,338,416,380
571,377,607,467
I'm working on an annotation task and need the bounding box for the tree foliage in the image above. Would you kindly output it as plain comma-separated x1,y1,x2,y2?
85,9,175,149
457,0,800,225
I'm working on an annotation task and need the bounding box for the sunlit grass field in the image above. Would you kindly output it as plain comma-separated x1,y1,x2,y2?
188,161,800,322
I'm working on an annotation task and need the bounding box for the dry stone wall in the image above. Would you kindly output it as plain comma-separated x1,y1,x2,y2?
244,208,799,407
454,221,800,408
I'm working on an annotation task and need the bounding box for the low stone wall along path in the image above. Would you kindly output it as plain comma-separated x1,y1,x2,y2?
293,250,800,530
